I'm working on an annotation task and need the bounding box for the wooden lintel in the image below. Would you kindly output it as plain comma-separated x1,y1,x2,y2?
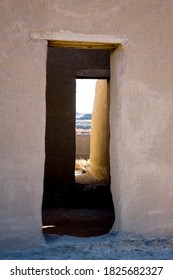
30,32,127,50
48,40,118,50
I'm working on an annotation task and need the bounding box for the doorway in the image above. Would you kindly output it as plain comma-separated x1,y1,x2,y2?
75,78,96,174
75,78,110,183
42,45,115,237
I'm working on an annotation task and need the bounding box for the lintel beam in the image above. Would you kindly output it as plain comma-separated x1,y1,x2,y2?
30,32,127,50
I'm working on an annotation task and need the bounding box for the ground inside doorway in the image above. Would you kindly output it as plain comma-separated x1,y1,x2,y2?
42,173,114,237
42,207,114,237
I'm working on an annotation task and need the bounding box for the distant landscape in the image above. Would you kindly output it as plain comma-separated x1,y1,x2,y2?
76,113,92,134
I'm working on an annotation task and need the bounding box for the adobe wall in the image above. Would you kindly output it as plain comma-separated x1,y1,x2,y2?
0,0,173,248
76,135,90,160
90,80,110,181
109,1,173,236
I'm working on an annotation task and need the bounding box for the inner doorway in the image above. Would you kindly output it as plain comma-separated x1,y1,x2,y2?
75,78,110,184
75,78,95,180
42,45,115,237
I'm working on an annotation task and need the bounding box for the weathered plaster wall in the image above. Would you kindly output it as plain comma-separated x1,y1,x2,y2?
0,2,47,247
76,135,90,160
109,1,173,236
0,0,173,247
90,80,110,181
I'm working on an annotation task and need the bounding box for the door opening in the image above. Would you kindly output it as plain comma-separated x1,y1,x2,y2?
75,78,96,178
75,78,110,184
42,46,114,237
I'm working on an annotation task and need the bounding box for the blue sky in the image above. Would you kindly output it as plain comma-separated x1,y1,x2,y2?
76,79,97,114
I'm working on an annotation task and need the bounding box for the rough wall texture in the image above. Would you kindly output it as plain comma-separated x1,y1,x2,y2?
76,135,90,160
90,80,110,180
0,0,173,247
109,1,173,236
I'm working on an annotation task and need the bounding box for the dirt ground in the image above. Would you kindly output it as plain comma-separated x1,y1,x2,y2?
1,233,173,260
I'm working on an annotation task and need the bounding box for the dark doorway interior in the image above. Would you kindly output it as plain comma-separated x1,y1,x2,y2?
42,46,115,237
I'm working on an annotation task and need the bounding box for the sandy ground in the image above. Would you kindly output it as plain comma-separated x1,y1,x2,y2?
1,233,173,260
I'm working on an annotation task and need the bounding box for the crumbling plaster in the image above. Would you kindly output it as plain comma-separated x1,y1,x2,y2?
0,0,173,248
